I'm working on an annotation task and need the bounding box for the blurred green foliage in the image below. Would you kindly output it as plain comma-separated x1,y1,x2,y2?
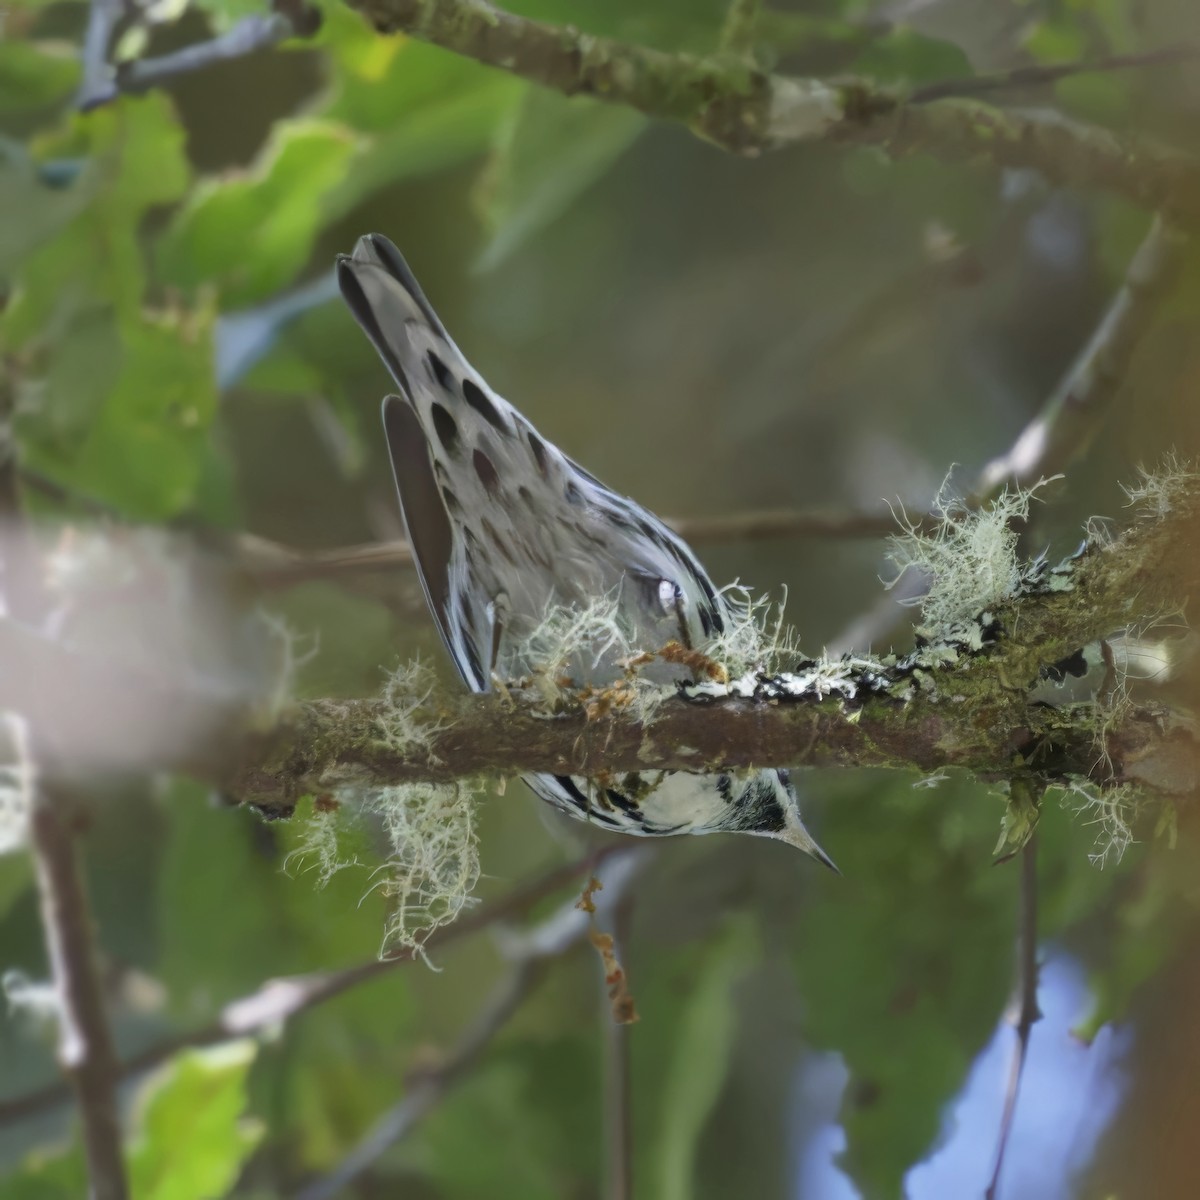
3,0,1200,1197
2,1042,262,1199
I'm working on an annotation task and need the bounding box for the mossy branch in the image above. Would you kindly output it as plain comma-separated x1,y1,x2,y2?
342,0,1200,226
227,479,1200,815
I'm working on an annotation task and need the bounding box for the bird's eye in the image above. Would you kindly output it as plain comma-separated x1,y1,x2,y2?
658,579,684,613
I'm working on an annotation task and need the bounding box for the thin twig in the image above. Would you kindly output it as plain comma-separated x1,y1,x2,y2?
294,961,540,1200
29,793,129,1199
671,508,902,544
976,216,1186,496
293,849,648,1200
985,829,1042,1200
912,45,1200,105
75,1,320,111
232,507,904,588
117,16,298,95
76,0,126,111
602,891,636,1200
0,846,620,1128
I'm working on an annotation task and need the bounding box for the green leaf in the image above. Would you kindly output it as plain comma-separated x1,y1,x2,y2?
320,9,509,133
317,17,526,223
321,73,526,225
849,28,973,87
157,120,358,308
1023,16,1088,64
128,1041,264,1200
0,155,93,276
188,0,265,33
3,93,189,342
0,1143,88,1199
653,918,754,1200
1054,71,1132,126
156,22,528,310
0,41,80,111
1095,0,1139,53
157,780,389,1012
415,1036,601,1200
794,774,1013,1199
0,853,33,923
20,301,219,520
474,89,646,272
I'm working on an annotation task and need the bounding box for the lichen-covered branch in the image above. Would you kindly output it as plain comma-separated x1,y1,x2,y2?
227,479,1200,814
341,0,1200,225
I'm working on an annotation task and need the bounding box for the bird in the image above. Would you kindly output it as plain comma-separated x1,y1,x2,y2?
336,233,835,869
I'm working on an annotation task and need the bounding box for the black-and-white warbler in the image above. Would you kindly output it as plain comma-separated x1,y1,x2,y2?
337,234,835,869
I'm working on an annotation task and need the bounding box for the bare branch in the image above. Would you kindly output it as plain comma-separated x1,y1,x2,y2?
340,0,1200,225
977,217,1187,495
293,849,647,1200
29,792,128,1199
602,890,637,1200
117,16,298,95
986,829,1042,1200
232,507,904,589
295,962,540,1200
912,45,1200,105
75,1,321,111
77,0,126,111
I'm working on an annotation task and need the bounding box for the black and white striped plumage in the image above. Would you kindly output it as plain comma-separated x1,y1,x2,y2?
337,233,834,868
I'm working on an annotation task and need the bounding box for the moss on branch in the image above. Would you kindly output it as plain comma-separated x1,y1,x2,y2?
226,477,1200,815
341,0,1200,224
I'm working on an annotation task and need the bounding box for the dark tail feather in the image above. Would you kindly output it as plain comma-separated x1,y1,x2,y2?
336,234,450,394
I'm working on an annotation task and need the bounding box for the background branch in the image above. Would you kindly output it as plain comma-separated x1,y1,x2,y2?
76,0,320,111
911,45,1200,105
341,0,1200,225
293,849,647,1200
29,794,128,1199
231,506,904,589
603,890,637,1200
0,847,619,1128
986,829,1042,1200
977,216,1187,495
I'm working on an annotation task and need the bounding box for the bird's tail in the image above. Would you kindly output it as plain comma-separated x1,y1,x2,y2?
335,233,459,397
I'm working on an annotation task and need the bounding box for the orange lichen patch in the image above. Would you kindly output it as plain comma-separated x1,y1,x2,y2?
576,875,603,914
657,639,728,683
577,680,637,720
616,650,655,673
589,929,639,1025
